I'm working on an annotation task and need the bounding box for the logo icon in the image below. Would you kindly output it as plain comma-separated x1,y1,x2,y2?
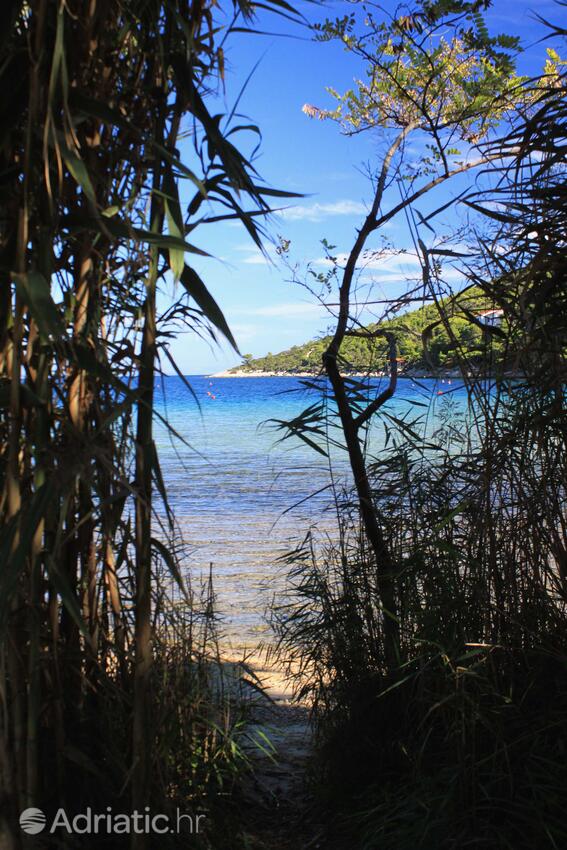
19,808,47,835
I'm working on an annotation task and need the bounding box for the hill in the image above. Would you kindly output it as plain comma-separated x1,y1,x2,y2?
229,288,505,376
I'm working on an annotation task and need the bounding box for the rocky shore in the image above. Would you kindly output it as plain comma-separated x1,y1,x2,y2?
209,368,489,379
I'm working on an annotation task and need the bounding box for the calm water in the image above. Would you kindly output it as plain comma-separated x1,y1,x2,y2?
154,375,469,647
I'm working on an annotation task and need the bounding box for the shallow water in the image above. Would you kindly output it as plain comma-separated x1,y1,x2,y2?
154,375,469,647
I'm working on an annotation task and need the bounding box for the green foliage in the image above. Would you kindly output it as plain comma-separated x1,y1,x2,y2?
310,1,526,144
0,0,300,842
234,286,502,374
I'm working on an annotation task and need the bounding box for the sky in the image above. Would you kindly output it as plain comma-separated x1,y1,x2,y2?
164,0,561,375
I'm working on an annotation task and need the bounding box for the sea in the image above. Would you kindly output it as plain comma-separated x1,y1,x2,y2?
154,374,470,649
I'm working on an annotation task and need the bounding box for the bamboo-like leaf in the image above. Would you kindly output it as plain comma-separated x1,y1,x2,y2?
462,199,516,223
255,185,303,199
58,136,97,204
14,271,65,340
66,341,132,394
69,90,130,129
151,441,174,530
433,502,471,532
162,164,185,281
161,347,201,412
179,265,238,351
383,412,441,451
0,378,9,408
170,65,260,195
0,483,55,633
103,216,211,257
0,521,19,634
273,411,329,457
0,1,24,56
63,745,109,782
46,555,90,639
429,247,471,258
151,537,188,599
152,140,206,196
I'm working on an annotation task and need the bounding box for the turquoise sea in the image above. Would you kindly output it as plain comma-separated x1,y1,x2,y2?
155,375,469,648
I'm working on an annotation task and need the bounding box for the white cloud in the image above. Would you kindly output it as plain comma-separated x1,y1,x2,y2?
232,302,329,319
277,199,367,222
242,252,272,265
313,248,466,283
232,242,266,252
230,323,258,343
314,249,422,274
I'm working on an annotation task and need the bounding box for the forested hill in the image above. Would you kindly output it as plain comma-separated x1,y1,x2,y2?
231,287,505,375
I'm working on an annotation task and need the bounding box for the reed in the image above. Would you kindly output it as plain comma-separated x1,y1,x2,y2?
0,1,296,846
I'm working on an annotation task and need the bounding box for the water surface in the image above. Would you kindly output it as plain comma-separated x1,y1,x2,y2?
155,375,468,646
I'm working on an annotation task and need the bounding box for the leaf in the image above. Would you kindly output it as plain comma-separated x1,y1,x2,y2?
256,185,303,199
414,208,435,234
161,347,201,412
0,520,21,634
170,64,260,196
63,745,109,782
69,91,130,130
455,648,487,663
151,537,188,600
58,137,97,204
66,341,131,394
433,501,471,532
241,0,300,21
429,248,471,258
162,165,185,281
197,207,273,226
14,271,65,340
0,1,25,57
0,483,56,634
179,265,238,352
103,216,210,257
273,417,329,457
462,199,516,224
0,378,10,408
151,441,174,530
205,183,267,254
69,93,207,203
47,554,90,639
151,140,206,196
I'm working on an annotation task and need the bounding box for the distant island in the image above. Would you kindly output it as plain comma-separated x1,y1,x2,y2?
216,287,505,378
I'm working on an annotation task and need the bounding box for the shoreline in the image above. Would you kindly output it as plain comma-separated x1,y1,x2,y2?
211,369,391,378
209,368,513,380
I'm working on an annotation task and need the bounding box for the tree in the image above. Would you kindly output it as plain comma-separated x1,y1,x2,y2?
299,0,529,672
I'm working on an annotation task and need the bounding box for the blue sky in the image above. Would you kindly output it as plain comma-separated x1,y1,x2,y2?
164,0,560,375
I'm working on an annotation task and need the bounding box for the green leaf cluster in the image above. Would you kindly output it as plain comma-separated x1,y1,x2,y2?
234,287,505,374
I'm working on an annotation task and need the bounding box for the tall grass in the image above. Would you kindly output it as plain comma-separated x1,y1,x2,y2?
276,384,567,848
274,20,567,848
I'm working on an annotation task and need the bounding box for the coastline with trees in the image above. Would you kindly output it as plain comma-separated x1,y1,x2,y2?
216,286,515,377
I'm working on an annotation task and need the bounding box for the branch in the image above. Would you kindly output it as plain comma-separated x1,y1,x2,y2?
325,121,418,364
354,332,398,429
373,151,518,230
